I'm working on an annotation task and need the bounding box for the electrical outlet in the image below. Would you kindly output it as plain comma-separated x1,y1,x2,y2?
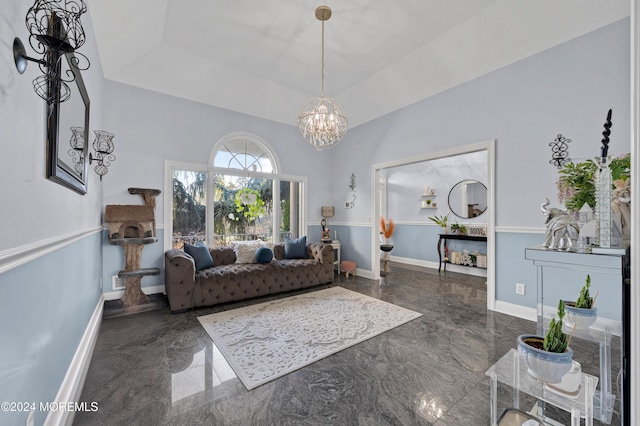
515,283,526,296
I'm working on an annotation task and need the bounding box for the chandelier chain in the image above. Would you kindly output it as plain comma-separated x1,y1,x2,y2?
321,20,325,97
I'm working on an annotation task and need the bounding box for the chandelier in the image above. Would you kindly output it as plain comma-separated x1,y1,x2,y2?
297,6,348,150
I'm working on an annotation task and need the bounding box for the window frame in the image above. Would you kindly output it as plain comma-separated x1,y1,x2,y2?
163,133,307,251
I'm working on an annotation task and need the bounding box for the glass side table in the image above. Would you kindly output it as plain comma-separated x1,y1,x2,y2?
486,349,598,426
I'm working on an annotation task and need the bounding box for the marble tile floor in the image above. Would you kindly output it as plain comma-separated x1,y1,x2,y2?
75,263,622,425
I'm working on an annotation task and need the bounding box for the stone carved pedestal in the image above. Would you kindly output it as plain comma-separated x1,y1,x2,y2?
105,188,161,307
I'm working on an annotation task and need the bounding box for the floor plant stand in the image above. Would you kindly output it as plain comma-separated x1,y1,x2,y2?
486,349,598,426
524,246,629,424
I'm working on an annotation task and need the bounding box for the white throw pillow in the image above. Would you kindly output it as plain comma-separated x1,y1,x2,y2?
234,242,262,263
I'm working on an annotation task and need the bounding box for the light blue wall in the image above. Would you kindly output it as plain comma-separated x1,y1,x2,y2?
0,2,106,425
390,224,488,264
496,231,623,321
324,18,630,323
100,81,334,291
0,233,103,426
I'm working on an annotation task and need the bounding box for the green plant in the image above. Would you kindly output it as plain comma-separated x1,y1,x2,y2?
428,214,449,228
543,300,568,353
234,188,265,222
450,222,467,234
557,154,631,213
575,275,593,309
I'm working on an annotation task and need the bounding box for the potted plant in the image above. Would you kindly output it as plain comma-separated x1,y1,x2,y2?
428,214,449,233
564,275,598,330
518,300,574,383
450,222,467,235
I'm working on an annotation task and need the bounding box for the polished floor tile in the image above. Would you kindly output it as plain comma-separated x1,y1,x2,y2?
74,264,621,425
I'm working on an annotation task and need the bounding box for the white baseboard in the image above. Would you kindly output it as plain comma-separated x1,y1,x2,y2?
44,295,104,426
390,255,487,277
493,300,622,336
103,284,166,301
494,300,537,322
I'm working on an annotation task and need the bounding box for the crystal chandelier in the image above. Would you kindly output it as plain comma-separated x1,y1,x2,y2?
297,6,348,150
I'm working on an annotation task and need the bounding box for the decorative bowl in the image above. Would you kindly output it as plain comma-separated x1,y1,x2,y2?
517,334,573,384
563,302,597,330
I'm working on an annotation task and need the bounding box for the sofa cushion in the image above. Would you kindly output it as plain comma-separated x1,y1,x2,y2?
284,236,308,259
183,241,214,270
255,246,274,264
234,243,260,264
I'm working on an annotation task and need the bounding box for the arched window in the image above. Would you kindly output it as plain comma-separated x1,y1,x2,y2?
166,133,304,250
212,134,277,173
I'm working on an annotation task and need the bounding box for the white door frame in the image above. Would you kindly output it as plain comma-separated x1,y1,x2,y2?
370,140,496,310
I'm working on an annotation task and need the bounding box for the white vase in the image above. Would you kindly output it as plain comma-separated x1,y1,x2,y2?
517,335,573,384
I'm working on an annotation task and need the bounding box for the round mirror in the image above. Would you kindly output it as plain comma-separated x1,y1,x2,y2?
448,180,487,218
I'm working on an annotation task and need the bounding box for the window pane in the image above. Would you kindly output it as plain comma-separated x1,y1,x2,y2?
213,175,273,246
172,170,207,249
279,180,300,241
213,139,274,172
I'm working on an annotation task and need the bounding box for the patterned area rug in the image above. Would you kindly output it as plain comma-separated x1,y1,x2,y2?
198,286,422,390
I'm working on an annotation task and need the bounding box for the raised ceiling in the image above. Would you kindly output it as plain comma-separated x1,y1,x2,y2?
89,0,629,128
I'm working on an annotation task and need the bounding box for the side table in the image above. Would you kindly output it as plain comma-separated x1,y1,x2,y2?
486,349,598,426
328,241,340,271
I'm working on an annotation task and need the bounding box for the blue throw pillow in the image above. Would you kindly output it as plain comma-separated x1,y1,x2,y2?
284,236,308,259
184,241,214,271
255,246,274,264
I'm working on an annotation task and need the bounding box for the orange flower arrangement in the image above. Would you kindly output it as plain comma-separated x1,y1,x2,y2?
380,216,395,239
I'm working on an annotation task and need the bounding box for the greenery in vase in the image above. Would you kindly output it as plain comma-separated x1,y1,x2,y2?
557,154,631,213
450,222,466,234
234,188,266,222
428,214,449,228
575,275,594,309
543,300,568,353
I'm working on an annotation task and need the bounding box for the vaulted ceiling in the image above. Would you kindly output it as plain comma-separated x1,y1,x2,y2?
89,0,629,128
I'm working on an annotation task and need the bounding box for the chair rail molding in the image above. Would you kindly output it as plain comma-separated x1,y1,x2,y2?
0,227,102,275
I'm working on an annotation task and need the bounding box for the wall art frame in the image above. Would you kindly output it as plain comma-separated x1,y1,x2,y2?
46,48,90,195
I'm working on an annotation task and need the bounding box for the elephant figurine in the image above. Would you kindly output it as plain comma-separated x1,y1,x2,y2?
541,198,580,250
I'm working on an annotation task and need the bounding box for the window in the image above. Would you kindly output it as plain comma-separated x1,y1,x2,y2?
166,133,305,250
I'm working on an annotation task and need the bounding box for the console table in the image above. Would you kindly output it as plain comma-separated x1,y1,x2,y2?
437,233,487,273
524,246,630,424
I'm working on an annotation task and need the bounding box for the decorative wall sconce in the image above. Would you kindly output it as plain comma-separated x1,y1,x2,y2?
549,133,571,169
345,173,357,208
67,128,116,180
13,0,90,104
89,130,116,180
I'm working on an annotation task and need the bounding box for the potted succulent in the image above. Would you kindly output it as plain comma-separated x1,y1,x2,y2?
564,275,598,330
428,214,449,234
450,222,467,235
518,300,574,383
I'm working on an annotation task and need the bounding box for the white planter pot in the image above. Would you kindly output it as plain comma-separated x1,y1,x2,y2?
517,335,573,384
563,302,598,330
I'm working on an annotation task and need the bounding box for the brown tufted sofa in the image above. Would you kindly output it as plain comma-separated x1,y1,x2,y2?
164,243,334,312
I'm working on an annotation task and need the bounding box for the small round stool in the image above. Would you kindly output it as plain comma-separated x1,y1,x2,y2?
340,260,356,278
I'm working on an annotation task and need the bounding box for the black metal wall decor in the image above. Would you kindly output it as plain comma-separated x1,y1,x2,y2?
13,0,90,104
549,133,571,169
